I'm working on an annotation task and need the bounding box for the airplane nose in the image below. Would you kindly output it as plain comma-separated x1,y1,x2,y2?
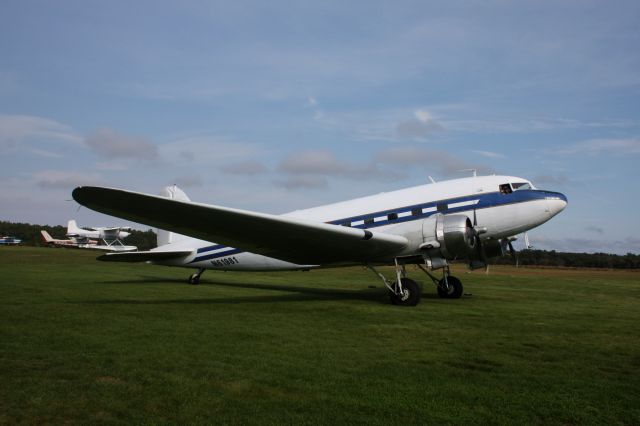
545,191,568,216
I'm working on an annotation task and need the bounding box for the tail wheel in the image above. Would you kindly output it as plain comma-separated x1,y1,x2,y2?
437,276,463,299
389,278,421,306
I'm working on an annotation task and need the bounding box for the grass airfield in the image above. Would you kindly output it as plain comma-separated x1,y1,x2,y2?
1,246,639,425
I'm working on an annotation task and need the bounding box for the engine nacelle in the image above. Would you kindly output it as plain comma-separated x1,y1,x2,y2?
422,214,476,260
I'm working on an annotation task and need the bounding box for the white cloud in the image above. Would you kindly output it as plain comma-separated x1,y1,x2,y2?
84,128,158,160
306,96,318,107
221,160,268,175
374,146,495,177
278,150,402,181
273,175,328,190
172,174,203,188
29,148,63,158
585,225,604,234
558,138,640,156
34,170,104,190
396,109,444,140
470,150,507,159
159,136,261,166
533,174,570,187
279,150,346,175
0,114,81,150
444,117,635,134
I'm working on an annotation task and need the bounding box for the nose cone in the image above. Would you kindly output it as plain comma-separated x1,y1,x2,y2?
546,192,568,217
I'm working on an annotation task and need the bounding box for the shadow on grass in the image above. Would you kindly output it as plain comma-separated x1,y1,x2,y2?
97,275,187,285
88,276,440,305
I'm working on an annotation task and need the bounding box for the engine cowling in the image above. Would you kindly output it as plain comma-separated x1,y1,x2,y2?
422,214,477,259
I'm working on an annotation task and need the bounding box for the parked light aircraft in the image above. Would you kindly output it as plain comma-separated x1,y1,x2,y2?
67,220,131,241
40,230,96,247
41,230,137,252
72,175,567,306
0,236,22,245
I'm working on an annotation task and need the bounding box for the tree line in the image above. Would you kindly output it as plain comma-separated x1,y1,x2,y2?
492,249,640,269
2,220,639,268
0,221,158,251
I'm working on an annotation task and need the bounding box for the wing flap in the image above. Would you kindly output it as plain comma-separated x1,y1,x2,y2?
72,186,408,265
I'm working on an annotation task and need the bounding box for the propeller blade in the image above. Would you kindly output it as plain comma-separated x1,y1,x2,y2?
507,240,519,267
471,208,489,271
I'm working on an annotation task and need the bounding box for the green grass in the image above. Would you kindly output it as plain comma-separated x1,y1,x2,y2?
1,246,639,425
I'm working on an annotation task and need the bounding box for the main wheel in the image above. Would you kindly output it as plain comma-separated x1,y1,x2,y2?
189,273,200,285
437,276,463,299
389,278,421,306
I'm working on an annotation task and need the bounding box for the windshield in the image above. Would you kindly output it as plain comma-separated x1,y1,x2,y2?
511,182,532,191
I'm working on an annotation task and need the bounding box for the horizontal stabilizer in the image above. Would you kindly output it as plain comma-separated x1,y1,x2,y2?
97,250,193,262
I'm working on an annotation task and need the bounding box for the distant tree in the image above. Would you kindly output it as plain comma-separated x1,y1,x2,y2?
123,229,157,251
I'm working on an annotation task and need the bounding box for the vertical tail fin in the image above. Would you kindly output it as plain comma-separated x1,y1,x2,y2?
67,220,81,235
40,230,53,243
157,185,191,247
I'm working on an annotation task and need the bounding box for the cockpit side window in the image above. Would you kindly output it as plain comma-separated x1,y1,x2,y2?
499,183,512,194
511,182,532,191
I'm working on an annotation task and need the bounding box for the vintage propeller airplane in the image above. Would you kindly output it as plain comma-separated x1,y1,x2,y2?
72,175,566,306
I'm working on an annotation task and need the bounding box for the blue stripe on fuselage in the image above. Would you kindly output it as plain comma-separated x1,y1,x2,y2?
188,189,549,264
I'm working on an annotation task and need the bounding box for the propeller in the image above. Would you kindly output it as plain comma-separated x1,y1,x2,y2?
506,238,519,267
472,209,489,271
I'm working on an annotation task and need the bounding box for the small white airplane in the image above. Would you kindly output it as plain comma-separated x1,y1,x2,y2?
67,220,132,241
66,219,137,251
72,175,567,306
0,236,22,245
41,229,137,252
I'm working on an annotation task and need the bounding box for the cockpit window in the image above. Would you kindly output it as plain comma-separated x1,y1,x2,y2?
499,183,512,194
512,182,532,191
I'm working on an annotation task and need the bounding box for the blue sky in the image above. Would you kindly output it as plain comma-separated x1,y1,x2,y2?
1,0,639,254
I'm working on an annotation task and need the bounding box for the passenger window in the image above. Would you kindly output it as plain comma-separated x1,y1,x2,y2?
499,183,512,194
411,208,421,216
387,212,398,220
341,222,351,227
437,203,447,212
364,218,374,226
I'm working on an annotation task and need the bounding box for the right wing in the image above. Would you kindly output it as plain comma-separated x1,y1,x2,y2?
72,186,409,265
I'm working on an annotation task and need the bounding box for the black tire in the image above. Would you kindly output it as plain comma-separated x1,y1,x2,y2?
389,278,421,306
188,274,200,285
437,276,463,299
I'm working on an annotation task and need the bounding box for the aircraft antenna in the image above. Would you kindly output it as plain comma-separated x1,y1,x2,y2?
428,176,436,184
459,169,477,177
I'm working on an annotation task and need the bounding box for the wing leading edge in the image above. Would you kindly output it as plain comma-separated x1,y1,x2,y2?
72,186,408,265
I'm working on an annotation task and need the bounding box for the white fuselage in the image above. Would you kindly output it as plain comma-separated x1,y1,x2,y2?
149,175,567,271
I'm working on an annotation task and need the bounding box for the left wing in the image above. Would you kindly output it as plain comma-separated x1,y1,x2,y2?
72,186,408,265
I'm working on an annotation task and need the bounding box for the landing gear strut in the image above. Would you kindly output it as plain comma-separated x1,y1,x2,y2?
416,264,464,299
188,268,205,285
368,258,421,306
